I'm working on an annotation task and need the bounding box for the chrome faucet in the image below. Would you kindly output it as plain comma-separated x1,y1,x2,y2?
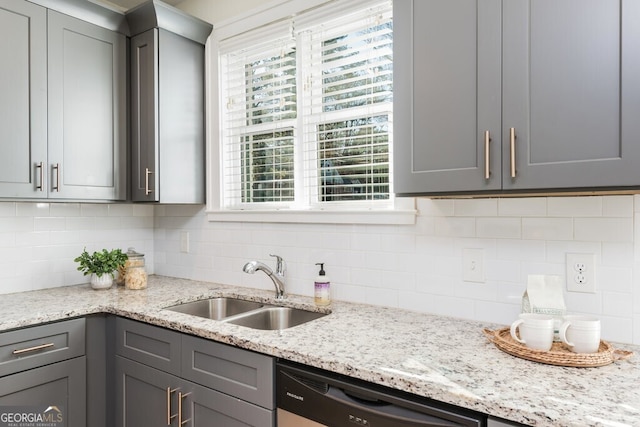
242,254,286,300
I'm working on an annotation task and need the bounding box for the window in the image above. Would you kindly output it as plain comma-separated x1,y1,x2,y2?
209,0,415,224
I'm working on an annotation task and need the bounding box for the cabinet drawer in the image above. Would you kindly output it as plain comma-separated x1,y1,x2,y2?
0,318,85,377
181,334,275,409
115,317,181,375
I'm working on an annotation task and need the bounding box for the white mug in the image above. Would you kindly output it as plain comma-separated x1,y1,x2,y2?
510,313,555,351
559,315,601,353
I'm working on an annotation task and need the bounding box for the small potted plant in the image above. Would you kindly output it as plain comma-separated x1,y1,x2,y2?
74,248,128,290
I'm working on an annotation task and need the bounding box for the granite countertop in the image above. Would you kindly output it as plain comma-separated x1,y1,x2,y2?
1,276,638,427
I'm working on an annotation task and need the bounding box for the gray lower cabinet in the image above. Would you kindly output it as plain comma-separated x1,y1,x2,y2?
0,0,126,200
115,317,275,427
0,318,86,426
394,0,640,196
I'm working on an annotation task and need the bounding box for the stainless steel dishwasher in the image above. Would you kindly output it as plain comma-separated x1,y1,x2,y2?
276,361,486,427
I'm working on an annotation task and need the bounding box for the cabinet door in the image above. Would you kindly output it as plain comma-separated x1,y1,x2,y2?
130,29,159,202
130,29,206,203
0,0,47,197
0,357,86,427
186,380,274,427
503,0,640,190
47,10,127,200
115,356,182,427
393,0,502,195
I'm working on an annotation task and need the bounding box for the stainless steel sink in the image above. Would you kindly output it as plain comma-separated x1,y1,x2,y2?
223,306,326,330
164,297,327,330
165,297,264,320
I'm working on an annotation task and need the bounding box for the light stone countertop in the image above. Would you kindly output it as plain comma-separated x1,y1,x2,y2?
1,276,638,427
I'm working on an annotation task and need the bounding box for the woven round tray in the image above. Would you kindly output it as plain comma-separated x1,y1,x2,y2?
483,328,633,367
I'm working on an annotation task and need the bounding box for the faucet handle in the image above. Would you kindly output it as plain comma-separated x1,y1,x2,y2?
269,254,285,274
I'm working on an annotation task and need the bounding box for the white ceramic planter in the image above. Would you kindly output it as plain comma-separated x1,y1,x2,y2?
90,273,113,290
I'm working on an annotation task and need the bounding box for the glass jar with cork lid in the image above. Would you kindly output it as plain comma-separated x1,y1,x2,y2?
124,247,147,290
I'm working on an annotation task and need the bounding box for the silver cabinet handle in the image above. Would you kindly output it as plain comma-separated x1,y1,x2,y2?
484,131,491,180
145,168,154,195
178,392,191,426
166,387,178,425
509,128,516,178
36,162,44,191
13,342,54,355
52,163,60,192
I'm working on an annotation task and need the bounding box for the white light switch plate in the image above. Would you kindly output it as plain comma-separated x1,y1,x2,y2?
180,231,190,253
462,248,485,283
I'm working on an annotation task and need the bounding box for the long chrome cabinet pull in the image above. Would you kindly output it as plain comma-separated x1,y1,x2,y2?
167,387,178,425
36,162,44,191
13,342,55,355
509,128,516,178
52,163,60,192
484,131,491,180
178,392,191,426
145,168,153,195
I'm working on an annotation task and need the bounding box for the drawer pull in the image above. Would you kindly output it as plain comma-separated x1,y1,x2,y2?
509,127,517,178
167,387,178,425
52,163,60,192
36,162,44,191
13,342,55,355
145,168,154,195
484,130,491,180
178,392,191,426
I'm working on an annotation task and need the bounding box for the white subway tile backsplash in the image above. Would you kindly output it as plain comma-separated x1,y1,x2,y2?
603,196,634,217
454,198,498,217
434,217,476,237
498,197,547,217
477,217,521,239
522,217,573,240
0,217,33,233
50,203,81,217
495,239,546,262
17,202,49,217
418,198,454,217
0,203,16,217
596,266,633,293
1,194,640,344
603,292,633,317
548,196,602,217
574,218,634,242
81,204,109,216
34,217,66,232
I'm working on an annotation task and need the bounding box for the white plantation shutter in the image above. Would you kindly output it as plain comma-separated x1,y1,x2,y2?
218,0,393,210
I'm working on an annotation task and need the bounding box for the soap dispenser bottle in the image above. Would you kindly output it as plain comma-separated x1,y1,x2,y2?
314,263,331,306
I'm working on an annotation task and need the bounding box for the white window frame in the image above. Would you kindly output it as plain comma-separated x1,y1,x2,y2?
206,0,416,224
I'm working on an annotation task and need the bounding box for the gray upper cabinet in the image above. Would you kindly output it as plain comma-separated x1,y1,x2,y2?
48,10,127,200
0,0,47,198
127,1,212,203
0,0,127,200
502,0,640,191
394,0,502,195
394,0,640,196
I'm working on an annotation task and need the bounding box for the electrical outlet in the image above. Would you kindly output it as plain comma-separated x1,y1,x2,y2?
566,253,595,293
462,248,485,283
